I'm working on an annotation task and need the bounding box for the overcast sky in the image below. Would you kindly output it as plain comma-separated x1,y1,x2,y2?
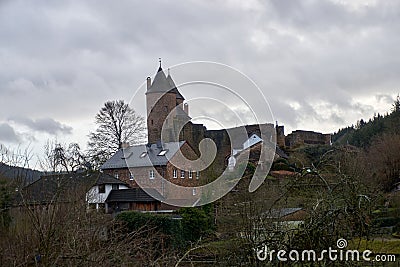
1,0,399,166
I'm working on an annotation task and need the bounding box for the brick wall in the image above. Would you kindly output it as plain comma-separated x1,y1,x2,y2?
146,91,177,144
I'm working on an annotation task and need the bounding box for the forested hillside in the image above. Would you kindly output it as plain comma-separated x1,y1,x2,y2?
332,95,400,147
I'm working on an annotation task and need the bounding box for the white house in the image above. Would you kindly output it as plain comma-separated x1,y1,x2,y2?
86,173,129,210
229,133,263,170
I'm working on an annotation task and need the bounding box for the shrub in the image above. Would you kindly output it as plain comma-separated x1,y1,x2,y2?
373,217,400,227
179,206,214,242
116,211,184,248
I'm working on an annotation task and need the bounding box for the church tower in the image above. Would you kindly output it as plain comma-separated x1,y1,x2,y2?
146,60,190,144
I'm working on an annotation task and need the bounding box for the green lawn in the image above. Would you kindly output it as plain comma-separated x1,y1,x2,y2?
349,238,400,254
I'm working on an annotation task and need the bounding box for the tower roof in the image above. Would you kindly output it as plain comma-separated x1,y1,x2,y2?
167,73,185,100
146,67,172,94
147,65,185,100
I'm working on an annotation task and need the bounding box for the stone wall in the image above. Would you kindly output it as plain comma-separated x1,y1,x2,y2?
285,130,331,148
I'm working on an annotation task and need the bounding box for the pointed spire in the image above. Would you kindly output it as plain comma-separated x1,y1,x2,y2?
158,57,162,72
166,71,185,100
146,63,170,94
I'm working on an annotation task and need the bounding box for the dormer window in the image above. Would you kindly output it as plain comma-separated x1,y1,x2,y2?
140,152,147,158
158,149,168,156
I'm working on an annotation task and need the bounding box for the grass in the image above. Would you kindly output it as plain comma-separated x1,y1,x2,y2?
349,237,400,254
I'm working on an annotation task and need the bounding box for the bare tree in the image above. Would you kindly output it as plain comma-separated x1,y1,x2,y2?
87,100,145,168
367,133,400,191
211,147,380,265
40,140,87,173
1,176,171,266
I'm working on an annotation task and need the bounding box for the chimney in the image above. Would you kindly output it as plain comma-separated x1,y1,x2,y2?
146,77,151,89
121,142,130,149
184,103,189,115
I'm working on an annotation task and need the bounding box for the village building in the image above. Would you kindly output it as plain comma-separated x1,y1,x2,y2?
100,62,331,212
101,63,277,211
14,172,128,211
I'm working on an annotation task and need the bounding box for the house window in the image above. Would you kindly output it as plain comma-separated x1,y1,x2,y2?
112,184,119,190
129,173,134,180
98,184,105,194
192,188,197,196
181,170,185,179
149,170,155,179
188,170,193,179
196,171,200,179
173,169,177,178
114,172,119,179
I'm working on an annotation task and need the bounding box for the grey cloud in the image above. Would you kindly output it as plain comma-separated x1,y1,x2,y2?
9,117,73,135
376,94,395,104
0,0,399,143
329,113,345,125
0,123,20,143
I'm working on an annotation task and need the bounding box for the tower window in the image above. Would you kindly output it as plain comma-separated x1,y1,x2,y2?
181,170,185,178
173,169,177,178
196,171,200,179
188,170,193,179
149,170,155,179
151,120,154,125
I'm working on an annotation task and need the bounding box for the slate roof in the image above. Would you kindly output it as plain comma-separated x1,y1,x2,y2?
15,172,127,205
106,188,163,203
147,67,186,102
101,141,186,170
146,67,173,94
167,74,184,100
